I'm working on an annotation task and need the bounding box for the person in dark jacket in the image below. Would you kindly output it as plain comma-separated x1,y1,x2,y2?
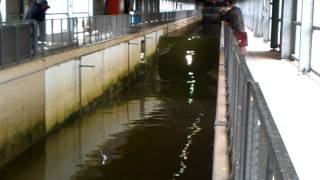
220,0,248,54
25,0,50,51
25,0,50,23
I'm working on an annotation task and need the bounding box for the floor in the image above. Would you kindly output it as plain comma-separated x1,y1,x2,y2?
245,29,320,180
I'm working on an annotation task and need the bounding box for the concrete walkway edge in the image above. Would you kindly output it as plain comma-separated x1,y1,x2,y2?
212,45,230,180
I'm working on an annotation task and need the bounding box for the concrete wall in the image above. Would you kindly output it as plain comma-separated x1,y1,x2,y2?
0,15,201,168
145,32,157,58
45,60,80,133
0,70,46,167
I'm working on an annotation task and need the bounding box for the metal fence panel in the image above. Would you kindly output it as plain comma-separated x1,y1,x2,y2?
0,10,198,68
224,26,299,180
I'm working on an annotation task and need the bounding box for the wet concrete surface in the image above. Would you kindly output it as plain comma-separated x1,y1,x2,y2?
0,23,220,180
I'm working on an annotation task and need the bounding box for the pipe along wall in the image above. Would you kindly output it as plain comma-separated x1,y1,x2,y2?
0,16,201,168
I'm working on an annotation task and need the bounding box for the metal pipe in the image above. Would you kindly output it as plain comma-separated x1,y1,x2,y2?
15,24,20,63
0,25,3,66
78,61,95,115
60,19,63,47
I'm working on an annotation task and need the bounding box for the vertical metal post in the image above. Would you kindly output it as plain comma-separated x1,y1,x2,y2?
51,19,54,46
89,17,92,44
299,0,314,72
127,41,130,78
79,59,83,115
95,16,98,42
115,15,118,37
83,18,85,45
41,22,45,56
68,18,73,47
271,0,280,49
257,0,264,37
0,25,3,66
31,21,39,57
241,81,252,180
60,19,63,47
250,0,255,30
244,86,256,180
76,18,79,46
78,62,95,115
263,0,271,42
253,0,260,36
15,24,20,63
104,16,107,40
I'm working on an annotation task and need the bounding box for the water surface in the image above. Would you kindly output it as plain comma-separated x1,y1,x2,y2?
0,24,220,180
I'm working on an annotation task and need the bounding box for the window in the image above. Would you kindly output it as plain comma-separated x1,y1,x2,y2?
311,1,320,73
311,30,320,73
73,0,90,14
313,0,320,26
293,0,303,58
294,26,301,58
296,0,302,22
47,0,68,14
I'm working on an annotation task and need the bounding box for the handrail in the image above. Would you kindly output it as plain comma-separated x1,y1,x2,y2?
0,10,198,69
312,26,320,30
224,26,299,180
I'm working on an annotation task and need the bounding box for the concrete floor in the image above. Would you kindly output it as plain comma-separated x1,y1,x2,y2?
246,29,320,179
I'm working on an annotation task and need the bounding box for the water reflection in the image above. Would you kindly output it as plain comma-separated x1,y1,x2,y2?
185,50,195,66
0,23,220,180
173,113,203,179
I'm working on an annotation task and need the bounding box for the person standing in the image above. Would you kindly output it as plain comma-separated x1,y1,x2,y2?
25,0,50,42
220,0,248,54
25,0,50,55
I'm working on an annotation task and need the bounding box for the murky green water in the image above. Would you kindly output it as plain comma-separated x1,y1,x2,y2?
0,24,220,180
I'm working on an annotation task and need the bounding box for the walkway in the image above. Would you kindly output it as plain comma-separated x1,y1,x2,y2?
246,29,320,179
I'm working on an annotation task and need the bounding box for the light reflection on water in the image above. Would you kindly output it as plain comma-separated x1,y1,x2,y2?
185,50,195,66
0,24,219,180
172,113,203,179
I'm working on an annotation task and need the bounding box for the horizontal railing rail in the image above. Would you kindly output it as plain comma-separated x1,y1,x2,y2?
224,26,299,180
0,10,198,68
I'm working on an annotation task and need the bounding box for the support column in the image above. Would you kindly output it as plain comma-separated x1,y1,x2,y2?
299,0,314,72
253,0,259,36
270,0,280,49
280,0,294,59
257,0,264,37
0,0,3,22
263,0,271,42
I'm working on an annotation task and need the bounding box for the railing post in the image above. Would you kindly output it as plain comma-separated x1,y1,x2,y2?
0,25,3,66
83,17,86,45
51,19,54,47
14,23,20,63
60,18,63,47
243,84,256,180
31,21,38,57
89,17,92,44
95,16,98,42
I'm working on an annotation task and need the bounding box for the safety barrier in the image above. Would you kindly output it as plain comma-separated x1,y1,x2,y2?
224,27,299,180
0,10,198,68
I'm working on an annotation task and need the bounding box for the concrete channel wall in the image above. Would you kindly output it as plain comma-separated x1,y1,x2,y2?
0,15,201,168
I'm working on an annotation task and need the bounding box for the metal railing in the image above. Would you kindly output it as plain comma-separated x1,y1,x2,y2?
224,27,299,180
0,10,198,68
